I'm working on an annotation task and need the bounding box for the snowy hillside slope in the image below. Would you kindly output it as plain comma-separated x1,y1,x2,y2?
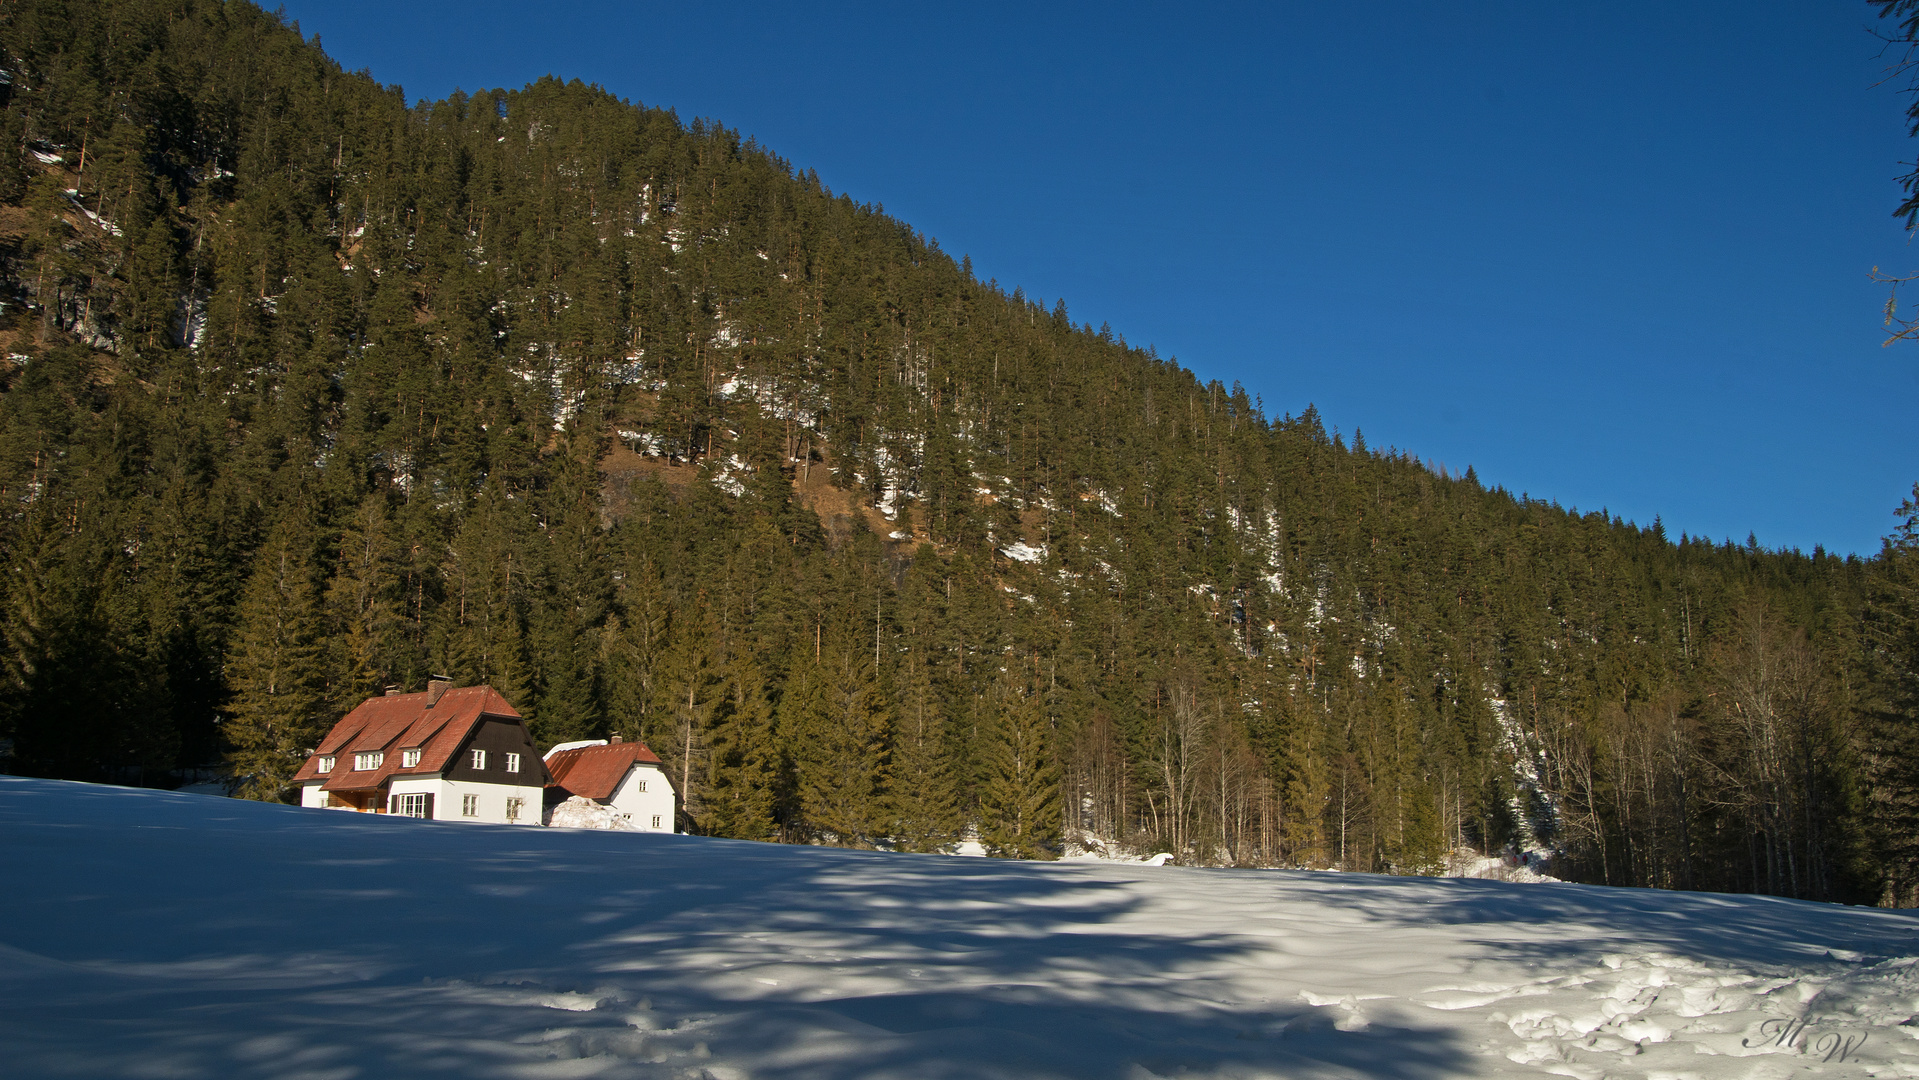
0,777,1914,1079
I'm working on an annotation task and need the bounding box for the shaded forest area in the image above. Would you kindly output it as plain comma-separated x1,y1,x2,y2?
1,0,1914,904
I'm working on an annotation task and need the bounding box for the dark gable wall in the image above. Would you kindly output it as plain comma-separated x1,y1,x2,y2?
444,717,551,787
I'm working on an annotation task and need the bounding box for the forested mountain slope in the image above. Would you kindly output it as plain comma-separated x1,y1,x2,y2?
1,0,1913,904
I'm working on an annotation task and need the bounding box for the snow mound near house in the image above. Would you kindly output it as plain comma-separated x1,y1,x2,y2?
1447,850,1563,884
1,775,1915,1079
1061,832,1178,865
542,794,638,831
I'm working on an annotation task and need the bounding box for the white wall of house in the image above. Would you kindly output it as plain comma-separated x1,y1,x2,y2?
387,776,544,825
300,783,328,809
603,764,678,832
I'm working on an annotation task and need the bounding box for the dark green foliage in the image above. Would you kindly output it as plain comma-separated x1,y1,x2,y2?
979,678,1060,859
0,0,1908,904
888,654,962,852
224,508,328,800
785,623,891,846
1864,487,1919,905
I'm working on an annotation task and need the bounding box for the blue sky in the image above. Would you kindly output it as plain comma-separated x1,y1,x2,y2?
284,1,1917,556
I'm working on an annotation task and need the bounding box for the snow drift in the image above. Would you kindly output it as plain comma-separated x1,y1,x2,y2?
545,794,641,831
1,775,1914,1079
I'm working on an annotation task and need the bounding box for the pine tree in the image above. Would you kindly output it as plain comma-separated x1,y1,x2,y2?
0,505,115,778
980,678,1061,859
704,654,782,840
1395,783,1449,876
888,655,962,852
653,602,721,824
1278,700,1332,866
786,624,891,845
324,494,406,709
605,556,671,738
224,515,330,801
435,486,534,712
1867,485,1919,905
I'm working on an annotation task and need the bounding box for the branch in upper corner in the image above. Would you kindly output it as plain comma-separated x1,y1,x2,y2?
1871,266,1919,346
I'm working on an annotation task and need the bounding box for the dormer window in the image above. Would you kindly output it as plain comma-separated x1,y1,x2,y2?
353,751,383,771
317,756,335,774
401,748,421,768
471,749,487,770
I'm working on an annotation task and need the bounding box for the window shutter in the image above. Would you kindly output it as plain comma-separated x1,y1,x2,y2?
421,793,435,819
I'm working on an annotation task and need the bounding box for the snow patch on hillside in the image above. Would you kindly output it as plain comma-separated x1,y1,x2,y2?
1001,540,1046,563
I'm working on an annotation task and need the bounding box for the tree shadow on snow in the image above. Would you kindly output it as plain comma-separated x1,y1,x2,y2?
1251,869,1919,972
0,778,1468,1078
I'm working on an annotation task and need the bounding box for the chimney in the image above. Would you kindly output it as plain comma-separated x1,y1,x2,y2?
426,677,451,707
384,685,402,697
609,734,623,744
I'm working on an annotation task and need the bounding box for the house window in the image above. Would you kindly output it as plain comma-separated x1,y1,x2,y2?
651,815,662,829
394,793,428,818
401,748,421,768
317,756,334,774
637,779,646,792
506,797,524,822
470,749,487,770
505,752,521,773
462,794,478,817
353,752,383,771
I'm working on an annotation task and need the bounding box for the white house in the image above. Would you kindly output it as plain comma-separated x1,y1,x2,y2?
543,737,678,832
294,682,547,825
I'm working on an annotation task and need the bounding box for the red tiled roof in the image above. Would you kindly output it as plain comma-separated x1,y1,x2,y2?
544,742,667,801
292,685,525,792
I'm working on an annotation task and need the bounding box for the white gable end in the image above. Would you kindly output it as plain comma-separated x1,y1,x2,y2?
606,762,677,832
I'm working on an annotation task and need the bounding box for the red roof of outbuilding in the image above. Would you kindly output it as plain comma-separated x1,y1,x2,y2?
292,685,527,791
544,742,667,801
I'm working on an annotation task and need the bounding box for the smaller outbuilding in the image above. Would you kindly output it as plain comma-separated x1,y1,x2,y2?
543,737,678,832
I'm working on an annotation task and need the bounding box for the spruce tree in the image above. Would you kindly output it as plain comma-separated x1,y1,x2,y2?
980,678,1061,859
1867,485,1919,905
786,624,891,845
888,655,962,852
324,494,406,710
653,603,721,823
704,654,782,840
224,514,330,801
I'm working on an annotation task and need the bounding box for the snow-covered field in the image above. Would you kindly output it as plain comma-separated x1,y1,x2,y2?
1,777,1915,1079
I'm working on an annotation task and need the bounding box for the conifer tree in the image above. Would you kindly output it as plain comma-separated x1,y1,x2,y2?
225,514,329,801
605,556,671,738
527,442,613,743
1864,487,1919,904
325,494,406,709
653,602,721,822
888,655,962,852
435,486,535,712
704,654,782,840
786,624,891,845
1277,701,1332,866
980,678,1061,859
0,505,121,778
1395,783,1449,876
